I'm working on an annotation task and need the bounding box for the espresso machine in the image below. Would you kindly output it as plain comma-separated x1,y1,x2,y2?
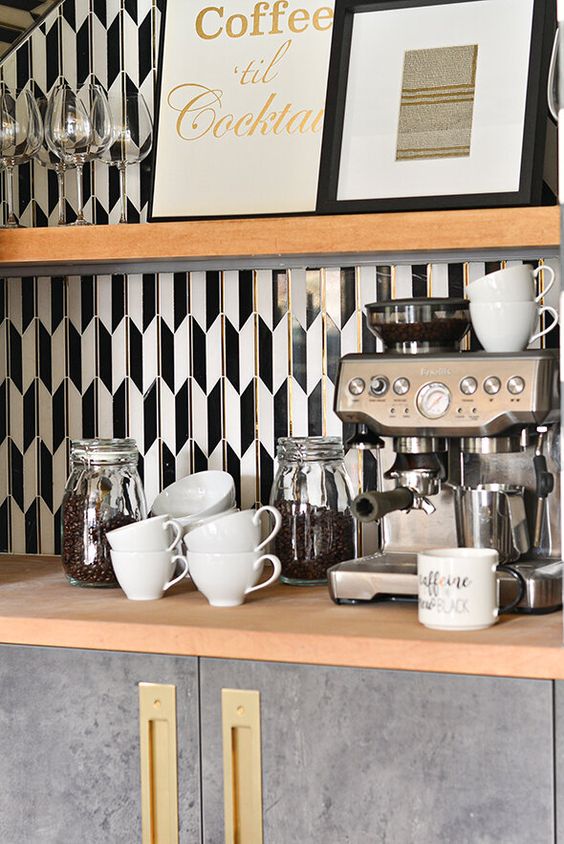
329,298,562,612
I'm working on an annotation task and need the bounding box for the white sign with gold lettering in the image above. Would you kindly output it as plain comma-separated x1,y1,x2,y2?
150,0,335,219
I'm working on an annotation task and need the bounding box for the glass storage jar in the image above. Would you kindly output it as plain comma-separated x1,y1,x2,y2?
61,438,147,587
269,436,357,585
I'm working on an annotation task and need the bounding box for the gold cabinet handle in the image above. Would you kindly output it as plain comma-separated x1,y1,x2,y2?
139,683,179,844
222,689,263,844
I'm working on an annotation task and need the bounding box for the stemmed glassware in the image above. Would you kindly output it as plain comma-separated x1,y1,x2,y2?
102,91,153,223
45,82,112,225
35,95,68,226
0,85,42,228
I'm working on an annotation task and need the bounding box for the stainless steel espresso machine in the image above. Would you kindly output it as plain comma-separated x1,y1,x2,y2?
329,298,562,613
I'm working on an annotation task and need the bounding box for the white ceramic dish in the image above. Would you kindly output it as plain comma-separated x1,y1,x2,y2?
151,470,236,528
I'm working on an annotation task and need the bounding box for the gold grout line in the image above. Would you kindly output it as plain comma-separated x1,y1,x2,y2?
391,265,397,300
188,272,195,473
427,263,432,297
538,257,546,346
321,268,327,437
287,269,293,437
220,271,227,471
253,270,261,507
462,262,471,350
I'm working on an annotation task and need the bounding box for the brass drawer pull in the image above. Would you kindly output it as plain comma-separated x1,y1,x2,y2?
222,689,263,844
139,683,179,844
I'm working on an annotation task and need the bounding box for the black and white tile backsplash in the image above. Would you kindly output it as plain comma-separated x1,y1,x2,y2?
0,0,559,553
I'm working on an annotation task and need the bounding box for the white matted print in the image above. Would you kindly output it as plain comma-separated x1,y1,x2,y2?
339,0,533,199
316,0,553,212
150,0,335,219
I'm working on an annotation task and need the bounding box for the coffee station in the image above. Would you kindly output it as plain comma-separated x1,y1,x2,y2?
330,283,563,621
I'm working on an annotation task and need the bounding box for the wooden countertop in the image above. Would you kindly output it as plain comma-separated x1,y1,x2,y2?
1,555,564,679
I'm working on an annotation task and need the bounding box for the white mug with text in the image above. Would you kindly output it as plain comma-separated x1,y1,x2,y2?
417,548,525,631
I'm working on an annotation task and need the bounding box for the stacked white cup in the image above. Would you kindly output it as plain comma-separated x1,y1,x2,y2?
184,506,283,607
106,514,188,600
467,264,557,352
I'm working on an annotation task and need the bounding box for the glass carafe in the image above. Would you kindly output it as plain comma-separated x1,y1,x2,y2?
269,436,357,585
61,438,146,587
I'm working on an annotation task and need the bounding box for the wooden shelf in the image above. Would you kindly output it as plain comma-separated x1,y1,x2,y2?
0,206,559,276
1,555,564,679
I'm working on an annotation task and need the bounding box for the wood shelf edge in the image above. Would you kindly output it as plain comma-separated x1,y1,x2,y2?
0,206,558,271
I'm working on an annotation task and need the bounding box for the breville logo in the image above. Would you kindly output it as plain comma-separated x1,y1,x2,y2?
420,367,452,376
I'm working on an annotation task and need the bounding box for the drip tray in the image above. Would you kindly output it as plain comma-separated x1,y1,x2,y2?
328,554,563,613
328,553,418,604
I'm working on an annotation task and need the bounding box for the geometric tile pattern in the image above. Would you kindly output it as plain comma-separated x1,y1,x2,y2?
0,1,559,553
0,259,559,554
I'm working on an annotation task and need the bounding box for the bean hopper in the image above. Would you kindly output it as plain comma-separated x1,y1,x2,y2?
329,298,562,612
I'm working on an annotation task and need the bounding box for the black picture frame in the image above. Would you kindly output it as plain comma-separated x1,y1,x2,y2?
316,0,555,213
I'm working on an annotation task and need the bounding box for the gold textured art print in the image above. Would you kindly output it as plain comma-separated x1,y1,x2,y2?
396,44,478,161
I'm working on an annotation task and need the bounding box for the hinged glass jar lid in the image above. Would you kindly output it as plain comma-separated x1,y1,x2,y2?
62,438,147,587
269,436,357,585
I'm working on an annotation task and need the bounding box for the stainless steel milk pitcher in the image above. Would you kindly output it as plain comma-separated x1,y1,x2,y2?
453,484,530,563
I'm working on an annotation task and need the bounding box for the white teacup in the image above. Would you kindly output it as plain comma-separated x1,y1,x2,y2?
151,470,236,523
417,548,525,631
467,264,555,303
111,549,189,600
469,300,558,352
106,514,183,553
186,550,281,607
185,506,282,553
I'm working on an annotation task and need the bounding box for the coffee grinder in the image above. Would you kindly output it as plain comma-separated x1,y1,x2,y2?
329,298,562,612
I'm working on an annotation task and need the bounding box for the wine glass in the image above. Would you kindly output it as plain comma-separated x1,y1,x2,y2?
45,82,112,225
0,85,42,228
35,95,68,225
103,92,153,223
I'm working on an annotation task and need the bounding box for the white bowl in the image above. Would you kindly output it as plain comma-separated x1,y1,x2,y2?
151,470,236,529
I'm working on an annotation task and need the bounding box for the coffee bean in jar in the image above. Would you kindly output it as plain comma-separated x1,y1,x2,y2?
269,436,357,585
61,439,147,587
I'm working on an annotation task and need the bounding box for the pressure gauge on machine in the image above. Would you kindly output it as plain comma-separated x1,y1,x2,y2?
416,382,452,419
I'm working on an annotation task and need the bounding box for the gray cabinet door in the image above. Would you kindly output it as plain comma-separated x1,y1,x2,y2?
201,659,553,844
0,645,200,844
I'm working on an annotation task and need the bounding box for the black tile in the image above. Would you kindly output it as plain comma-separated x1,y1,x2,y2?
412,265,428,298
225,318,239,392
173,273,188,330
206,271,221,330
112,275,126,330
207,380,222,456
51,277,65,330
0,500,9,551
8,323,22,392
193,441,207,474
68,322,82,391
258,316,272,392
113,379,127,438
81,276,95,330
226,442,241,507
38,320,52,391
291,319,307,393
240,381,255,457
143,380,158,452
40,440,53,510
0,382,5,445
46,19,61,91
52,383,66,452
306,269,321,329
273,271,288,328
448,263,465,299
161,441,175,491
175,380,189,455
340,267,356,326
82,382,96,438
326,318,341,385
259,443,274,507
76,18,90,86
273,383,288,445
239,270,254,327
98,321,112,392
10,442,23,510
191,319,206,392
142,274,157,330
129,321,143,391
21,278,35,331
138,13,152,84
25,499,38,554
307,380,322,437
160,319,174,391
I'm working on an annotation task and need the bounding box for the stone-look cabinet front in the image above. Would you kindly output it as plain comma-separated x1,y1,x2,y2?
0,644,557,843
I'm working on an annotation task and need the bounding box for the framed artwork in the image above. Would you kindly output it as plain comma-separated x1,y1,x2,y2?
150,0,335,220
316,0,555,213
